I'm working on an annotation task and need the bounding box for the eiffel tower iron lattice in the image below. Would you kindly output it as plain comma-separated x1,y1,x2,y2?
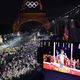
12,0,51,32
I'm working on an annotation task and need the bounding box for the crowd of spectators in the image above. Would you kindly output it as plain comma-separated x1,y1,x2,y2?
0,39,42,80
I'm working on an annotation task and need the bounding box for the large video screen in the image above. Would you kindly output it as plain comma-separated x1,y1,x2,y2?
39,40,80,76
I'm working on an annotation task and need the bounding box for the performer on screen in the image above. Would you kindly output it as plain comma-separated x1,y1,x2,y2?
73,59,76,69
59,49,68,68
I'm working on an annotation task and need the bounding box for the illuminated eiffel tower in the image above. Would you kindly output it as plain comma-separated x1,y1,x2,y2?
12,0,50,32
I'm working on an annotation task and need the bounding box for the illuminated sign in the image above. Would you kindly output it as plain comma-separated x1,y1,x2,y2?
26,1,38,8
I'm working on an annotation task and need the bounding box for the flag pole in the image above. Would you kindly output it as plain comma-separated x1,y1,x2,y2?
71,43,73,60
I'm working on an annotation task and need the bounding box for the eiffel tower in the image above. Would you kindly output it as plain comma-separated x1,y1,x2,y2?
12,0,50,32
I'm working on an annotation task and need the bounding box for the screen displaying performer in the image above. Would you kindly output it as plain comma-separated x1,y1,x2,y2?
39,40,80,76
58,49,68,68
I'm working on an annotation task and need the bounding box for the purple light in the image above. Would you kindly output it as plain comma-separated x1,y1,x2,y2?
78,44,80,49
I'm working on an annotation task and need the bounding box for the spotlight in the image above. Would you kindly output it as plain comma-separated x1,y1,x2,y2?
50,32,53,36
71,19,74,22
0,35,3,44
37,32,40,37
64,15,69,18
52,20,55,24
78,44,80,49
17,32,20,36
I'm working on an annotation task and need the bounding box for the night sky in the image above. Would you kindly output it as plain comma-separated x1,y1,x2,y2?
0,0,80,33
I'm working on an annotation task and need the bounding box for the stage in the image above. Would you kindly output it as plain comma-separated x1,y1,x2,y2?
43,62,80,76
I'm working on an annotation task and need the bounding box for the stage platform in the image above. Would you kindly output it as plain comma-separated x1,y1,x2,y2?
43,62,80,76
